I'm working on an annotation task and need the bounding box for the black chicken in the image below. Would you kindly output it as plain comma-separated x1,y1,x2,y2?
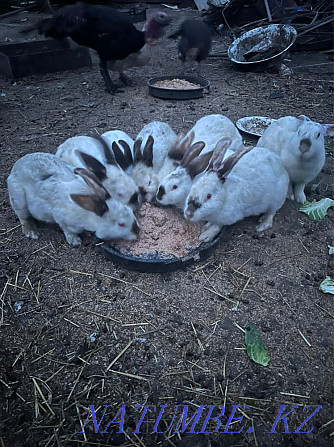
37,3,171,94
169,19,213,72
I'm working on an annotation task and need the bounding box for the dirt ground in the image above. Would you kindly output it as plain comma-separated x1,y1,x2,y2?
0,5,334,447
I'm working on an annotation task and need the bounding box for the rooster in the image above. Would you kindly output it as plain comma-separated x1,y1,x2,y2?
37,3,171,94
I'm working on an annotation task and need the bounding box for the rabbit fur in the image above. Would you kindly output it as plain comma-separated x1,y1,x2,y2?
7,153,139,246
257,115,334,203
156,132,218,210
184,143,289,242
56,134,140,209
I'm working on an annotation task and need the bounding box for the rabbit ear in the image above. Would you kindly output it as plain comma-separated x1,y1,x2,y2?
76,151,107,182
168,134,186,162
181,130,195,152
70,194,109,217
112,142,130,171
186,150,214,180
323,124,334,137
298,115,311,122
208,138,232,171
217,146,253,182
74,167,110,201
133,139,142,165
91,135,118,166
142,135,154,167
118,140,134,167
180,141,205,168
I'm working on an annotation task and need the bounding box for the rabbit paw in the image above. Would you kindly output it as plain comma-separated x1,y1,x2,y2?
294,190,306,204
256,213,274,232
202,221,212,231
64,232,82,246
22,221,39,239
199,224,221,242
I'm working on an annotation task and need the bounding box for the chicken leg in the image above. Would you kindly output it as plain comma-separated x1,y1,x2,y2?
99,59,124,94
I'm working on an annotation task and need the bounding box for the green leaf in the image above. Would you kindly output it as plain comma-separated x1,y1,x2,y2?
298,198,334,221
328,245,334,255
319,276,334,295
245,322,270,367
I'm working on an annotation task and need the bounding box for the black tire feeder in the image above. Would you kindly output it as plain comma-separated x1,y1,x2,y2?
101,229,224,273
148,76,210,100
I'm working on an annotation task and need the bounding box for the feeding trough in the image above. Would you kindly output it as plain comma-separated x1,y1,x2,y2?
228,24,297,72
148,76,210,100
101,203,223,273
102,230,223,273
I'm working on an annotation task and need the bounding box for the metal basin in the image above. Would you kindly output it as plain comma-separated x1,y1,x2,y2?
228,24,297,72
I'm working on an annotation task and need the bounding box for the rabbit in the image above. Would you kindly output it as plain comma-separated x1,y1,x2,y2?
137,121,177,172
110,122,178,203
7,153,140,246
156,133,215,210
257,115,334,204
101,130,135,174
56,134,140,210
184,141,289,242
183,114,243,154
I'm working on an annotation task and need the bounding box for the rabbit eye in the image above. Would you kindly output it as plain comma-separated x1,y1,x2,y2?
118,223,125,228
172,185,178,190
206,194,212,200
316,132,320,138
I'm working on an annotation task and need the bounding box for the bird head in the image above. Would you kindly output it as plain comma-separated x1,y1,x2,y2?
144,12,171,44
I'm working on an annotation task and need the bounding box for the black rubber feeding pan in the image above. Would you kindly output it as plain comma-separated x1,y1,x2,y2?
101,230,224,273
148,76,210,100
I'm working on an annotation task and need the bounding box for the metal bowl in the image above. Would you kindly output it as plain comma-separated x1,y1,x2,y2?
101,229,224,273
228,24,297,72
236,116,276,138
148,76,210,100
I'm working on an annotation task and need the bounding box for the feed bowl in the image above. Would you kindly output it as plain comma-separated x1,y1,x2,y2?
236,116,276,138
228,24,297,72
101,229,224,273
148,76,210,100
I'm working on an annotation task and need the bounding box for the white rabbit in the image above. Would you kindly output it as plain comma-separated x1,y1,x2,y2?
183,114,243,153
101,130,135,174
109,122,178,203
184,142,289,242
56,134,140,210
257,115,334,203
156,133,214,210
137,121,177,172
7,153,139,246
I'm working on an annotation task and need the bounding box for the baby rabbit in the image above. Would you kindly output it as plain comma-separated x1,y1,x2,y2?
156,132,213,210
257,115,334,203
184,140,289,242
56,134,140,210
7,153,139,246
101,130,135,174
111,122,178,203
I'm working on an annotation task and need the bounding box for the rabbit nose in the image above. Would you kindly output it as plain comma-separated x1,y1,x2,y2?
299,138,311,154
184,208,193,220
156,185,165,201
132,220,140,236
